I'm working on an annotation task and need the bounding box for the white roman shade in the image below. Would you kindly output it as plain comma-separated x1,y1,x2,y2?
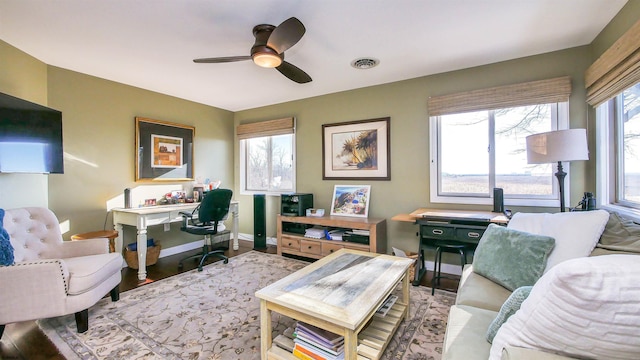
428,76,572,116
585,18,640,107
237,117,295,140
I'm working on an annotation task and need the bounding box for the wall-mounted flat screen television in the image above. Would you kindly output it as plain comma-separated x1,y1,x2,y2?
0,92,64,174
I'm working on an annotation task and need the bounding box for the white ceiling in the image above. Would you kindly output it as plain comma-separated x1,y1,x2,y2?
0,0,628,112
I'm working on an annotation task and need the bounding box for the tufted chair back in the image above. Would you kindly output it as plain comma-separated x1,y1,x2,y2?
3,207,65,262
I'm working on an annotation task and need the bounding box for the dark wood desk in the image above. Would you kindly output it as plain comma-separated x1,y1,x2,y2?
392,208,509,286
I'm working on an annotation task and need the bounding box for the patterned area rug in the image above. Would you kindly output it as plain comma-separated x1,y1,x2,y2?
40,251,455,360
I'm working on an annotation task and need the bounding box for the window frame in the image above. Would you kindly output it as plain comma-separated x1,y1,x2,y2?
429,102,570,207
596,95,640,220
239,132,297,196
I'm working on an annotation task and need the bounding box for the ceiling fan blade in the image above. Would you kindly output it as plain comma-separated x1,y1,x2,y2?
193,56,251,63
267,17,305,54
276,61,312,84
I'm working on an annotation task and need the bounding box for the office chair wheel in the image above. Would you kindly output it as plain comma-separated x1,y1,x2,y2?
223,258,229,264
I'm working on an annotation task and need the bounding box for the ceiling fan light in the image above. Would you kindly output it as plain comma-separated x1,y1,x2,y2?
253,52,282,68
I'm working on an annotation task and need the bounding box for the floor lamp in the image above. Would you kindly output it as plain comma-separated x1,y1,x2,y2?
526,129,589,212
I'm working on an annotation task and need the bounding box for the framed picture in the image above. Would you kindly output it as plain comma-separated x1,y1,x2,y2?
322,117,390,180
330,185,371,217
135,117,194,181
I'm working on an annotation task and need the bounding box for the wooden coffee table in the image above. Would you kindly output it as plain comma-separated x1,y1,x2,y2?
255,248,414,360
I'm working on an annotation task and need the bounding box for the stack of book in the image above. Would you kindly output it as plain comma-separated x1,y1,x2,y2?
293,322,345,360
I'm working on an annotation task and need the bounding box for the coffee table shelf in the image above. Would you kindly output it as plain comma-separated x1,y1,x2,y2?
256,249,413,360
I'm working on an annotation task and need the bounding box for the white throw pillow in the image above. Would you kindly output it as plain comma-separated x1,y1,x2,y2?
489,254,640,360
508,210,609,271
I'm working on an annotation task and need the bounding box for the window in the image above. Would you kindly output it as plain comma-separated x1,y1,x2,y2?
428,77,571,207
596,83,640,212
238,118,296,195
587,17,640,217
431,103,567,206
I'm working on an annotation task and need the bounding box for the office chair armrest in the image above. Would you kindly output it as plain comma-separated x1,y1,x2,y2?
179,211,193,230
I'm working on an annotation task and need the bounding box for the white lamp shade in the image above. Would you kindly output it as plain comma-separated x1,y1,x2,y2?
526,129,589,164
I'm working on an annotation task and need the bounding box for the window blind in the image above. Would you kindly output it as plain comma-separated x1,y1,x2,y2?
427,76,572,116
585,19,640,107
237,117,295,140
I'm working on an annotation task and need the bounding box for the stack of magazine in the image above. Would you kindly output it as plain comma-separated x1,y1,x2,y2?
293,322,345,360
304,227,326,239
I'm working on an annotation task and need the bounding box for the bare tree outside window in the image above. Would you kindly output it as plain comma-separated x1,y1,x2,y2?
438,104,556,198
621,85,640,204
244,134,295,193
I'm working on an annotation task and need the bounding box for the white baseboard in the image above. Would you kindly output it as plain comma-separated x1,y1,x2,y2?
157,233,276,259
159,240,204,258
237,232,277,246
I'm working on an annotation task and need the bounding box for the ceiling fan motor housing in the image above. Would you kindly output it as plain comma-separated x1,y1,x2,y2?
251,24,283,67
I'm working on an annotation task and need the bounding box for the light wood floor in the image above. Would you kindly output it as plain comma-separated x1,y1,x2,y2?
0,240,458,359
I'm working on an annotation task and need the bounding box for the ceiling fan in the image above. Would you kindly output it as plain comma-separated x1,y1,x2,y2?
193,17,312,84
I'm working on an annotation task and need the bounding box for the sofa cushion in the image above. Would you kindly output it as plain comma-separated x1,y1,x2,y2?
442,305,497,360
489,254,640,360
597,211,640,253
486,286,532,343
473,224,555,291
508,210,610,271
455,265,512,312
64,253,123,295
0,209,15,266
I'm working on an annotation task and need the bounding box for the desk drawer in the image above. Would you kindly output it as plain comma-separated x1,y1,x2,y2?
421,225,455,239
455,228,485,243
300,239,322,256
281,236,301,251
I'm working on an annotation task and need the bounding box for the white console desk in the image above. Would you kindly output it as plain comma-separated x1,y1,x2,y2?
112,201,239,281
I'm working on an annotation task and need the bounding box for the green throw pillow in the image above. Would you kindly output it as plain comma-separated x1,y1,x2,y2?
473,224,555,291
486,286,533,343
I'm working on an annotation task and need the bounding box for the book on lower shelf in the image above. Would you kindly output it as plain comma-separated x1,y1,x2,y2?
375,294,398,317
292,321,345,360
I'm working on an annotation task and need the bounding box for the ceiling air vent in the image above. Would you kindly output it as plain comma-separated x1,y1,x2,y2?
351,58,379,69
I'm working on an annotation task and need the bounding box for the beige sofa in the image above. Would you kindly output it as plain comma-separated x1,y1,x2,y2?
441,211,640,360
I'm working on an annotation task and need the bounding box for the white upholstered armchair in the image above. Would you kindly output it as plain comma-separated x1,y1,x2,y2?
0,207,123,338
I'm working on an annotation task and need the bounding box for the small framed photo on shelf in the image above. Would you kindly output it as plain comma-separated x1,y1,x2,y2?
330,185,371,218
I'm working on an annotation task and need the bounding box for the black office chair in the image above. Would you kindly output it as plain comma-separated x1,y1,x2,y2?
178,188,233,271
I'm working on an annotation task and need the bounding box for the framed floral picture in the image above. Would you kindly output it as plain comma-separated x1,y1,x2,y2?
330,185,371,217
322,117,390,180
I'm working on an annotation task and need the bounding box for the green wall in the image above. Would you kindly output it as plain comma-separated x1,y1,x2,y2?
46,67,235,246
1,42,234,247
0,40,50,208
234,46,593,254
